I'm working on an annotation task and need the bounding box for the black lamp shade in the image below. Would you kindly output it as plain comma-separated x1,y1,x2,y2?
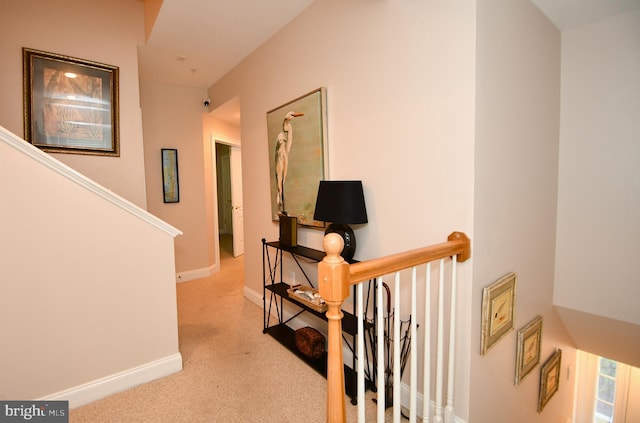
313,180,368,224
313,180,367,261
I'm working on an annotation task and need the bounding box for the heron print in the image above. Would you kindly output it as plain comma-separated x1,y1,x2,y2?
267,88,328,228
274,110,304,212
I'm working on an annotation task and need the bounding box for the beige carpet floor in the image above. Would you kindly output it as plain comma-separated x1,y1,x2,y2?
69,236,379,422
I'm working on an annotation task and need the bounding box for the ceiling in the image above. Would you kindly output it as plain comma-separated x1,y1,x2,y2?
530,0,640,30
138,0,314,90
137,0,640,123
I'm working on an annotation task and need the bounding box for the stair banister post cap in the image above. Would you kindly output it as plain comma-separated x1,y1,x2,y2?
323,233,344,264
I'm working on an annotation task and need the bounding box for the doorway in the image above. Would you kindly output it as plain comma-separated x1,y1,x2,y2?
214,141,244,259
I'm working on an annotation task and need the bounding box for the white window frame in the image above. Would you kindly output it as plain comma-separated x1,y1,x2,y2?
574,350,631,423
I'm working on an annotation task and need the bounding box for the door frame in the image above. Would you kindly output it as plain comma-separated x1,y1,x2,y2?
210,134,241,270
229,145,244,256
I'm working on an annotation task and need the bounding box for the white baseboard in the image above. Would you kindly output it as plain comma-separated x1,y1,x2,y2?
176,263,218,283
363,381,466,423
244,286,263,308
39,353,183,408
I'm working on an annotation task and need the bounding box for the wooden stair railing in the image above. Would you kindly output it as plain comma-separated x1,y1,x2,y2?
318,232,471,423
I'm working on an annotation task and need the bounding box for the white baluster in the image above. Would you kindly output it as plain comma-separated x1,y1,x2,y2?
422,262,432,422
357,282,365,423
433,259,445,423
393,271,401,423
445,256,458,423
377,277,385,422
410,266,418,423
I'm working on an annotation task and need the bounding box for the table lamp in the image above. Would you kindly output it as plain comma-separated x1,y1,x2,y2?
313,180,368,261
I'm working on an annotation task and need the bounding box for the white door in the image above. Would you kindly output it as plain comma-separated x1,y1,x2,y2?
230,146,244,256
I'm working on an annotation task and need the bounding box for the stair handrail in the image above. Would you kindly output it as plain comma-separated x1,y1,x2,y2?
318,231,471,423
0,124,181,237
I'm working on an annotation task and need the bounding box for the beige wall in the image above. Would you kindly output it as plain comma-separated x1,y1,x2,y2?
139,79,212,275
0,0,148,208
210,0,476,271
554,9,640,366
209,0,477,419
0,0,231,288
0,128,181,404
472,1,577,422
209,0,592,421
0,0,182,405
2,0,633,418
206,115,241,144
628,366,640,421
138,82,242,278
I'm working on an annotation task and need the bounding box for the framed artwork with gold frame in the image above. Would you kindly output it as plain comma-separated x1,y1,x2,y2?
480,272,517,355
267,88,328,228
538,349,562,412
515,315,543,385
23,47,119,156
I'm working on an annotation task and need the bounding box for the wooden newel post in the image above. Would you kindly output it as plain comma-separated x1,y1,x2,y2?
318,233,350,423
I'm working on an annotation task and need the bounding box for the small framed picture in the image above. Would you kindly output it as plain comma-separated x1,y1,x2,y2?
538,349,562,412
161,149,179,203
480,272,517,355
515,315,543,385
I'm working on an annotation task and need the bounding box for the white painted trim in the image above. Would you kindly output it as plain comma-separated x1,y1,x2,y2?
211,133,241,147
39,353,183,408
176,263,218,283
0,125,182,237
399,383,467,423
244,286,263,308
210,134,242,274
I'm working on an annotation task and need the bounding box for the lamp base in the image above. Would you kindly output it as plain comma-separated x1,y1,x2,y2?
325,223,356,261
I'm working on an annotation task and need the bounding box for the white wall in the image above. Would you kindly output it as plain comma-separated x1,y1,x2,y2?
0,0,148,208
209,0,476,419
554,9,640,366
472,0,576,422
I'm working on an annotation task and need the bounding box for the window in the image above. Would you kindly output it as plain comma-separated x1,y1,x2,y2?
594,358,617,423
575,351,637,423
